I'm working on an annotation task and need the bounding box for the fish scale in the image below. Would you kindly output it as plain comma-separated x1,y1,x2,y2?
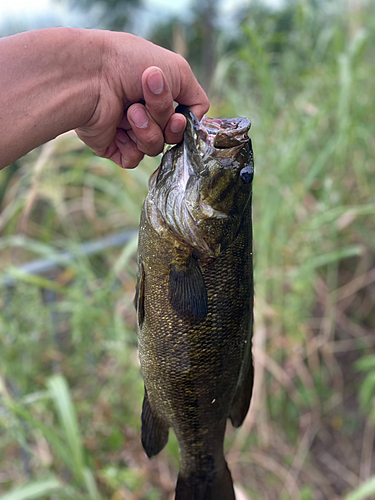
135,105,254,500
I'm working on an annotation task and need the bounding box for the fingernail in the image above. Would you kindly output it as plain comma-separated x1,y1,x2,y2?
170,116,185,134
131,107,149,128
116,128,129,144
147,70,164,95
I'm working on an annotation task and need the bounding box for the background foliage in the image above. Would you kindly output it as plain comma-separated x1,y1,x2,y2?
1,1,375,499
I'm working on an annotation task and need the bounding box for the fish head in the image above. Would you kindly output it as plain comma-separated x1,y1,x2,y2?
181,106,253,217
147,106,253,257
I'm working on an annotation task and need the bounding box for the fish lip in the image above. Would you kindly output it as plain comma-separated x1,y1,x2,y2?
176,105,251,150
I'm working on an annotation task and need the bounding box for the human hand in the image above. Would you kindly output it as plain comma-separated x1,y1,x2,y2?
76,33,210,169
0,29,209,170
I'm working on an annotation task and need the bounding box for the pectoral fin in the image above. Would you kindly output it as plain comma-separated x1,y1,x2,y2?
141,387,169,458
169,255,208,322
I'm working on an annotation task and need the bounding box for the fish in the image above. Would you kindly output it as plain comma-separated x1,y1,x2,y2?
135,105,254,500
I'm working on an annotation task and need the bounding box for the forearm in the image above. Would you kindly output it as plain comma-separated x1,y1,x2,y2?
0,28,101,169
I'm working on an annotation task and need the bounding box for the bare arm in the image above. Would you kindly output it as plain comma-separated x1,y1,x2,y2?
0,28,210,170
0,28,100,168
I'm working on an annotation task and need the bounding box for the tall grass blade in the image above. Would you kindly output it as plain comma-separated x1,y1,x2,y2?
47,375,85,477
6,400,75,467
47,375,102,500
82,468,101,500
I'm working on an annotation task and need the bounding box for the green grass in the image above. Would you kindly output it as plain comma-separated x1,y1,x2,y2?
1,2,375,499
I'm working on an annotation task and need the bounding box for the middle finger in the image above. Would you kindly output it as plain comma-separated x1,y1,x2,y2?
127,103,165,157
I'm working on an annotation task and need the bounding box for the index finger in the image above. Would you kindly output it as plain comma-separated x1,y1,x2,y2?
172,55,210,120
142,67,175,131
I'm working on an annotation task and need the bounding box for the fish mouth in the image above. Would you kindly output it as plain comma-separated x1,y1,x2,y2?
149,107,252,191
176,105,251,151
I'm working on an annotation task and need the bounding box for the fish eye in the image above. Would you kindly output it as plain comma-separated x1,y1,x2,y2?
240,165,254,184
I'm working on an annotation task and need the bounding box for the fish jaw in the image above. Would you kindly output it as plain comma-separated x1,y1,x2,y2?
177,104,251,155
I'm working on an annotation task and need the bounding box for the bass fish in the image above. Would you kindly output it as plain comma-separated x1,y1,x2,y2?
135,105,254,500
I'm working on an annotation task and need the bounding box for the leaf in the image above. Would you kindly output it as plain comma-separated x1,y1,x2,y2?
0,478,63,500
345,476,375,500
112,234,138,275
301,246,363,271
2,268,67,293
358,372,375,410
356,355,375,372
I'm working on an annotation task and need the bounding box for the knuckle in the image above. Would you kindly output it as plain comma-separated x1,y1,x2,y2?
203,94,210,110
143,130,163,149
175,53,190,71
139,141,163,156
149,97,171,115
147,95,174,121
122,150,144,169
165,131,182,145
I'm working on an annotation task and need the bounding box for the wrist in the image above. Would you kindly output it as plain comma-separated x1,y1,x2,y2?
55,27,103,128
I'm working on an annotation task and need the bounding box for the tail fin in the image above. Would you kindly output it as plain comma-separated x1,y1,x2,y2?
175,462,235,500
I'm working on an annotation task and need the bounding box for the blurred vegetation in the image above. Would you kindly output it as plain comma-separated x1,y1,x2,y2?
64,0,142,32
1,0,375,499
150,0,219,92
